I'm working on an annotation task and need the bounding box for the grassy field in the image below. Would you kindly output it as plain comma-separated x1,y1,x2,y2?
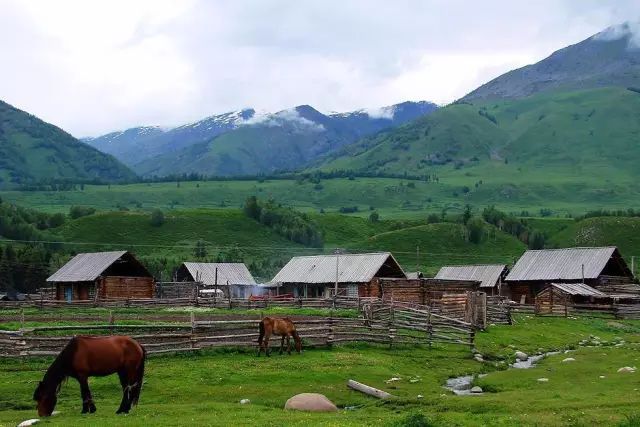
43,209,527,277
2,315,640,426
2,173,639,219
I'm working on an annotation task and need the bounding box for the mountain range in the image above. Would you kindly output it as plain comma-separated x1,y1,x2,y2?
0,100,135,188
314,23,640,184
3,22,640,191
85,101,438,177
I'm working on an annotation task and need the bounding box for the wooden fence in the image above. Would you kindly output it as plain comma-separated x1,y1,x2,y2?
0,295,373,311
0,307,476,357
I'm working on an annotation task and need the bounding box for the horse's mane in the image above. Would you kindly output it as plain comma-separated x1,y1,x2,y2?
42,337,77,389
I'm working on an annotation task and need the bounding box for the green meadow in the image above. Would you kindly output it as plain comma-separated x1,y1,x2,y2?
2,315,640,426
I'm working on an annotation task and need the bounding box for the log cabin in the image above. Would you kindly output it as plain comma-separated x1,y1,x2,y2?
270,252,406,298
176,262,257,299
47,251,154,301
505,246,635,304
435,264,508,296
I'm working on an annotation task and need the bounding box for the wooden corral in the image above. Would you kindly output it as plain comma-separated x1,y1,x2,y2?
47,251,154,301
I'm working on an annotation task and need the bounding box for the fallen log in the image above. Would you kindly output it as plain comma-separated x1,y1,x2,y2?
347,379,393,399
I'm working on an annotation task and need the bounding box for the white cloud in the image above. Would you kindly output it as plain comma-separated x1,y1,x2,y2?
364,106,395,120
594,21,640,48
242,109,325,132
1,0,640,136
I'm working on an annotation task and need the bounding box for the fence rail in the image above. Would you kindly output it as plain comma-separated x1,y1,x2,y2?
0,302,476,357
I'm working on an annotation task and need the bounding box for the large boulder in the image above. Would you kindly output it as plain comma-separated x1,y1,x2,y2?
284,393,338,412
515,351,528,361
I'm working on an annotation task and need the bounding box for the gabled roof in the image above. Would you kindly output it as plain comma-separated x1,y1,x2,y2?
435,264,507,288
271,252,406,284
182,262,256,286
547,282,607,297
47,251,128,282
506,247,624,282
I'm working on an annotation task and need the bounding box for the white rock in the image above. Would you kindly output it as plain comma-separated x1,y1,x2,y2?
599,376,606,379
537,378,549,382
515,351,528,361
618,366,637,373
385,377,401,383
409,378,420,383
240,399,250,404
470,386,483,393
562,358,575,363
18,420,39,427
417,394,424,399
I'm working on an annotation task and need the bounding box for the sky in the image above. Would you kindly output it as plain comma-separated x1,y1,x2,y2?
0,1,639,137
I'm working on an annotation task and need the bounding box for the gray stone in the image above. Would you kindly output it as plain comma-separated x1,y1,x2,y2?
515,351,528,361
537,378,549,382
284,393,338,412
562,357,575,363
470,386,483,393
617,366,636,373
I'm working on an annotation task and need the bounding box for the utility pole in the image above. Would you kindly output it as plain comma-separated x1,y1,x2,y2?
632,256,636,279
334,248,342,297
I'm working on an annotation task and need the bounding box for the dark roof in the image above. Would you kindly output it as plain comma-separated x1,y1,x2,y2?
47,251,128,282
506,247,623,282
435,264,506,288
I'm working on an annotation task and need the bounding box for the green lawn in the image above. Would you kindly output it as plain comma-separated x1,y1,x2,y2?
2,316,640,426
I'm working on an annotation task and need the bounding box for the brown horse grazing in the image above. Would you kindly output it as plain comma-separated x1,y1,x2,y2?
33,336,146,417
257,317,302,356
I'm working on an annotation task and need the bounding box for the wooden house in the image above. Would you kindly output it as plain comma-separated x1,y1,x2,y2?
435,264,508,296
270,252,406,298
176,262,257,299
535,283,610,315
47,251,154,301
505,246,634,304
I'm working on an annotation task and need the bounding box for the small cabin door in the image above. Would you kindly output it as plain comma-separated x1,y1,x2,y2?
64,285,73,302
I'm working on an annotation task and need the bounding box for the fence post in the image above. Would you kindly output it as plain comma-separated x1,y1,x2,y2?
427,309,433,349
108,311,114,335
190,311,196,350
327,317,334,348
20,308,25,330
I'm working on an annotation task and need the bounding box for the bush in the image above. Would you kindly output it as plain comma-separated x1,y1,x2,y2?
467,217,485,244
427,214,440,224
48,213,66,228
395,413,436,427
150,209,165,227
369,211,380,222
69,205,96,219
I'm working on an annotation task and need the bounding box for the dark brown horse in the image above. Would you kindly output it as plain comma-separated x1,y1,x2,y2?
257,316,302,356
33,336,146,416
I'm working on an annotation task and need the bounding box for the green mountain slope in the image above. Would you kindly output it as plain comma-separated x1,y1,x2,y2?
0,100,136,188
317,87,640,182
547,217,640,262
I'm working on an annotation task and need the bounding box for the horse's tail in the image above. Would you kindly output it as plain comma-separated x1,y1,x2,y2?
131,345,146,406
258,320,265,345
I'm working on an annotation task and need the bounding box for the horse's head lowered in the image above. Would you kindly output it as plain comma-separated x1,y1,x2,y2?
294,333,303,354
33,380,60,416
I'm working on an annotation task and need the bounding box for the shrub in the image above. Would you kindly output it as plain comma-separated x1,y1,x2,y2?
150,209,165,227
369,211,380,223
69,205,96,219
467,217,485,244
